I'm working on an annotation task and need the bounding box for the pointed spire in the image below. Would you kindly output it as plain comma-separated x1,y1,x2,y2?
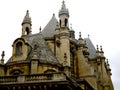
22,10,32,25
59,0,69,17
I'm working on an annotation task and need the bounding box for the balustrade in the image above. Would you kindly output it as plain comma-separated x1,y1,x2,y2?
0,72,66,84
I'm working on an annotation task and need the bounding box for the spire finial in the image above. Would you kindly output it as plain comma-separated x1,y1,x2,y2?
88,34,90,38
70,23,72,29
27,10,29,14
56,21,59,28
96,45,99,51
59,0,69,17
53,13,55,17
39,26,41,33
100,45,102,51
25,10,30,18
85,40,87,45
79,32,82,38
1,51,5,59
106,59,109,64
61,0,66,9
62,0,65,4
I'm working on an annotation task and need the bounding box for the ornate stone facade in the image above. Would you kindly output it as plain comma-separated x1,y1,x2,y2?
0,1,113,90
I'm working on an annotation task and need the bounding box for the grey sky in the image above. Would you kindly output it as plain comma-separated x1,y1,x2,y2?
0,0,119,89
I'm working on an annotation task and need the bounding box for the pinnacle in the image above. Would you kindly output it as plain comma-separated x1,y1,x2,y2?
22,10,31,25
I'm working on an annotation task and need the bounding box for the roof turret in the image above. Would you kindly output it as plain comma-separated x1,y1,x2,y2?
59,0,69,17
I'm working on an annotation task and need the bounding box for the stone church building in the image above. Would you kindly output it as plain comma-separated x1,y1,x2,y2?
0,1,114,90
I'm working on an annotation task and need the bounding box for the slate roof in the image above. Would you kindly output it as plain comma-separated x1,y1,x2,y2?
84,38,96,59
25,33,60,65
42,14,58,38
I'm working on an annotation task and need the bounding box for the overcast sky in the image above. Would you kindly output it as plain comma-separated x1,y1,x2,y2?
0,0,119,89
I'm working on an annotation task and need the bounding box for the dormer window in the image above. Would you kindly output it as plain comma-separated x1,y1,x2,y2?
16,42,22,56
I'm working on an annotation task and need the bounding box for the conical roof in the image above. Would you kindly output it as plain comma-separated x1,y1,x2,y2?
42,14,58,38
22,10,31,25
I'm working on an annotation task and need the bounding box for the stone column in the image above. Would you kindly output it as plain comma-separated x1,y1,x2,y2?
28,86,31,90
13,86,15,90
33,86,36,90
44,85,46,90
7,87,10,90
22,86,25,90
39,86,42,90
18,86,21,90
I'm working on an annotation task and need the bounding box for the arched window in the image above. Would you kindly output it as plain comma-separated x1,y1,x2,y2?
59,19,61,27
25,27,29,35
16,42,22,56
65,18,68,27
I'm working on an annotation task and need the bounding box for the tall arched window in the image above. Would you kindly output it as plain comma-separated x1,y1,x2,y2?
26,27,29,35
59,19,61,27
16,42,22,56
65,18,68,27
